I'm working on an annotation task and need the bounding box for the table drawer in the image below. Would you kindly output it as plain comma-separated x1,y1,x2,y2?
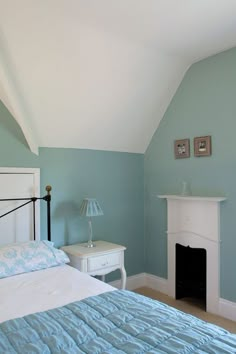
88,252,121,272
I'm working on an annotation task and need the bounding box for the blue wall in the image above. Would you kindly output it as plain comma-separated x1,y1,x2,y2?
2,46,236,300
144,47,236,302
0,101,144,279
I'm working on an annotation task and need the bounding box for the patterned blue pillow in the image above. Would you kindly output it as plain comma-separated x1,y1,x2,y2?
0,240,69,279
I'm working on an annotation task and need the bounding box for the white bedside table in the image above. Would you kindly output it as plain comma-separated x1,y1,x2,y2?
61,240,127,289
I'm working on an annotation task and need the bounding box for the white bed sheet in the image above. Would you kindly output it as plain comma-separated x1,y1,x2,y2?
0,264,115,323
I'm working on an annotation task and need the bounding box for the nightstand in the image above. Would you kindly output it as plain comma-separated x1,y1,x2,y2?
61,241,127,289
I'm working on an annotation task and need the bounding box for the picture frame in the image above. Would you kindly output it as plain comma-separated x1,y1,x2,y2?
194,136,211,157
174,138,190,159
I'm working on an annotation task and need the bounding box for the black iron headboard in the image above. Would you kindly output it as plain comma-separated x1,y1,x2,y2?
0,185,52,241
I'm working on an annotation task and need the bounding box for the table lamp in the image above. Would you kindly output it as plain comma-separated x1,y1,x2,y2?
79,198,103,248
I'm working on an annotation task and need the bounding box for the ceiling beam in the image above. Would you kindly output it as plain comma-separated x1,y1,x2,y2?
0,29,38,155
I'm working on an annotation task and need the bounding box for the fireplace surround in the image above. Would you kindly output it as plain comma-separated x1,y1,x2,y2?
159,194,226,314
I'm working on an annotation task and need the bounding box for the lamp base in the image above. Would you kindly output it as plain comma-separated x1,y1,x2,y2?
85,242,96,248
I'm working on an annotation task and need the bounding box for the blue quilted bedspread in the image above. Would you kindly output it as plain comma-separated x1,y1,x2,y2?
0,290,236,353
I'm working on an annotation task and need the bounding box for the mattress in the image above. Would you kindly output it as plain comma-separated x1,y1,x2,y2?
1,290,236,353
0,264,115,323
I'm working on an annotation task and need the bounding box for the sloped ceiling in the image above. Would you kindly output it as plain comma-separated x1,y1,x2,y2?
0,1,236,154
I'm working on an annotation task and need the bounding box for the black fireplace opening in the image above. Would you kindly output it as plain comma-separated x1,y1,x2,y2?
176,243,206,310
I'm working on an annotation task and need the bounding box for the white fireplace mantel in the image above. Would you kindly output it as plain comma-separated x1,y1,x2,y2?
158,194,226,315
158,195,226,202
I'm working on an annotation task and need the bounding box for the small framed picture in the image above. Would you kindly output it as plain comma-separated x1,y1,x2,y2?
174,139,190,159
194,136,211,157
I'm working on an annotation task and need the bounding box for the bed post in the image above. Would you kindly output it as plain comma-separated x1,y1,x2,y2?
45,185,52,241
32,198,36,240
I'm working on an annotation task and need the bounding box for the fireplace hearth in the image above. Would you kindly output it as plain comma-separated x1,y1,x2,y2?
176,243,206,309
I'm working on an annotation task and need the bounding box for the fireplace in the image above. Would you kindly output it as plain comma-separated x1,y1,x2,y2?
176,243,206,309
158,194,226,315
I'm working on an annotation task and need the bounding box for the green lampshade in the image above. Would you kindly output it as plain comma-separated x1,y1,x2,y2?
79,198,103,217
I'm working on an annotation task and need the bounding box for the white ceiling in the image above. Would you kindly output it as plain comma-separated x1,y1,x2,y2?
0,1,236,154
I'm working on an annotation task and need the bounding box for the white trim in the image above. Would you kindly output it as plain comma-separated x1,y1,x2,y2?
167,230,221,244
109,272,146,290
145,273,168,294
109,272,236,322
219,298,236,322
109,273,168,292
158,195,226,202
109,272,168,293
0,167,39,173
0,167,40,240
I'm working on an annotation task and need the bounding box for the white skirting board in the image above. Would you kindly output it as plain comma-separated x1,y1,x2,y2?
219,298,236,322
109,273,167,292
109,272,147,291
109,273,236,323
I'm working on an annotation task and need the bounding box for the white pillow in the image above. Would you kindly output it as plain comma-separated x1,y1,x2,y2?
0,240,69,279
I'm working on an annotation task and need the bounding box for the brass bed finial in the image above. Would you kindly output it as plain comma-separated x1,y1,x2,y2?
45,185,52,195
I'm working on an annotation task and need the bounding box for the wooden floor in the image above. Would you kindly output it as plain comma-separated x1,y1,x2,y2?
134,287,236,334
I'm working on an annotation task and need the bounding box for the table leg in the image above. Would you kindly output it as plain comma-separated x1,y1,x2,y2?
120,265,127,289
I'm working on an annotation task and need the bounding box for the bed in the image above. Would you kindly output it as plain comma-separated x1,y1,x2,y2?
0,188,236,353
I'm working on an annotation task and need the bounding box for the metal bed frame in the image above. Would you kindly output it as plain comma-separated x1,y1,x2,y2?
0,185,52,241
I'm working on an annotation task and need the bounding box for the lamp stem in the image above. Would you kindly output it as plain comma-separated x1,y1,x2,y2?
87,218,95,247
